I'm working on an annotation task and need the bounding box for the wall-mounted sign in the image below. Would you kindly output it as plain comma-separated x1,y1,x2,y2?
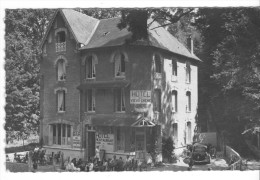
73,131,81,148
130,90,151,104
96,133,114,152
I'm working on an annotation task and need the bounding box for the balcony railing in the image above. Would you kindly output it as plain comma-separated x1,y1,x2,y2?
56,42,66,52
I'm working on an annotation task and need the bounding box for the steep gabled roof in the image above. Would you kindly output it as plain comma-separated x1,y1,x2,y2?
80,17,201,61
40,9,200,62
61,9,99,44
40,9,99,49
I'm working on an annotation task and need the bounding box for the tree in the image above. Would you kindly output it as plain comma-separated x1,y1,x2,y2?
5,9,55,141
195,8,260,153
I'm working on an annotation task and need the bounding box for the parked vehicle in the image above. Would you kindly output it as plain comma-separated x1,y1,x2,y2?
191,143,211,164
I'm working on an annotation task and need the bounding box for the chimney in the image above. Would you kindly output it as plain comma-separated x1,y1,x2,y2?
187,35,194,55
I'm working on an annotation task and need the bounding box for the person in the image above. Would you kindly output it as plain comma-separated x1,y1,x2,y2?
188,156,194,170
117,157,124,171
6,155,10,162
94,146,100,161
110,155,117,171
124,155,132,171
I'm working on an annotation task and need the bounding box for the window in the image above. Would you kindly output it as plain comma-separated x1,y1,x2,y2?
57,90,66,112
173,123,178,144
115,53,126,77
115,88,125,112
85,89,95,112
172,59,177,76
116,127,125,151
52,124,71,145
154,54,161,73
186,62,191,83
56,31,66,43
57,59,66,81
56,31,66,52
186,91,191,112
153,89,161,112
172,90,178,112
86,56,96,79
187,122,191,144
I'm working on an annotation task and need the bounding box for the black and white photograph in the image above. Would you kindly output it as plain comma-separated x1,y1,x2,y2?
1,1,260,179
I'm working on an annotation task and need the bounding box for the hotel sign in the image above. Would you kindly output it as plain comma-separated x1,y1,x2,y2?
130,90,151,104
96,133,114,152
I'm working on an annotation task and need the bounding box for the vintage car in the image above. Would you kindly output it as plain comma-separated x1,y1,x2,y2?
191,143,211,164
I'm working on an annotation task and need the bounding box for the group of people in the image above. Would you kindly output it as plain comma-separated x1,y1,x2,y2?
63,154,148,172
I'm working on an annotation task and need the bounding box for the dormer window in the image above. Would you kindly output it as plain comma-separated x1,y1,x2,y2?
55,29,66,52
115,53,126,78
86,55,96,79
57,59,66,81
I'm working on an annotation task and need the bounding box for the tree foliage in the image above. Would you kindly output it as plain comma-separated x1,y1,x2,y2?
5,9,55,140
195,8,260,153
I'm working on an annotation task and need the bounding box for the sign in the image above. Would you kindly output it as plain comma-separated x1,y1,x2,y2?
73,131,81,148
96,133,114,152
130,90,151,104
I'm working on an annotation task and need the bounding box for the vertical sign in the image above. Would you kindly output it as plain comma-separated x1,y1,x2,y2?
73,131,81,148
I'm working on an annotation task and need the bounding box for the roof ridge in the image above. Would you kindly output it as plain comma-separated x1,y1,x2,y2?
61,8,99,21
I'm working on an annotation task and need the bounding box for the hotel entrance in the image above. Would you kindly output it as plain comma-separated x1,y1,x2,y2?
85,125,96,159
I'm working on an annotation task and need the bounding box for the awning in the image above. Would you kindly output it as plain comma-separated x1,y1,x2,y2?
91,115,136,127
131,116,155,127
77,80,130,90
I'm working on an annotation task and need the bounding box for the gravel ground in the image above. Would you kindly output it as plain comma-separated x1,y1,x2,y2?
5,157,229,172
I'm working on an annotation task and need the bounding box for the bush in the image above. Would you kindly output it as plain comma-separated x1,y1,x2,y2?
162,137,176,163
5,143,39,154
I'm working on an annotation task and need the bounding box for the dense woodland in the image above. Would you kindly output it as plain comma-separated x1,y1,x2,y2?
5,8,260,156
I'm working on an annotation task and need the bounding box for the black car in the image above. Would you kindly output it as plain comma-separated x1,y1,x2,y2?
191,143,211,164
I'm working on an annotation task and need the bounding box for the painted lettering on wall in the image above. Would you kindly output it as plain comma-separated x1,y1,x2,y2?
73,131,81,148
96,133,114,152
130,90,151,104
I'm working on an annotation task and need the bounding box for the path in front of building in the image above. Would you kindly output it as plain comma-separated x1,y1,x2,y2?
148,158,229,171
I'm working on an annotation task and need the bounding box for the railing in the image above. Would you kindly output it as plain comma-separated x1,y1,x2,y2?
56,42,66,52
224,145,242,170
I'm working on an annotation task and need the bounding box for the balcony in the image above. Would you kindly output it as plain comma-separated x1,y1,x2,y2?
56,42,66,52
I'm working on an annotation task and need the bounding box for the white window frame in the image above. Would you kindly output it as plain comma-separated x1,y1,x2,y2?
52,124,71,146
115,88,125,112
86,56,96,79
185,62,191,84
171,59,177,82
57,59,66,81
115,53,126,78
57,90,66,112
86,89,95,112
186,91,191,112
172,90,178,113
